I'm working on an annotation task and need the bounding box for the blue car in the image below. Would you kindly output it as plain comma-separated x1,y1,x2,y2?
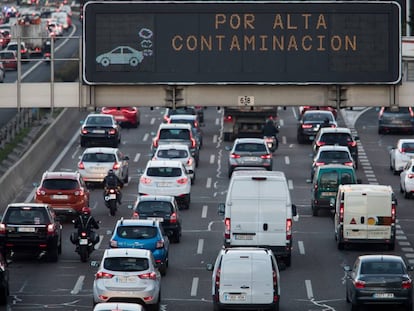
109,218,169,275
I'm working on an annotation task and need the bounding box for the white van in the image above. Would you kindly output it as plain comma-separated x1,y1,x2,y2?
334,184,397,250
218,170,297,267
207,247,280,311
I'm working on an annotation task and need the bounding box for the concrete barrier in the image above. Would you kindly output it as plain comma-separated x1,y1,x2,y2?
0,108,83,208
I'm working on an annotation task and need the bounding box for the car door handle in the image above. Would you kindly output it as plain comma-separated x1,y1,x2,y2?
240,285,250,289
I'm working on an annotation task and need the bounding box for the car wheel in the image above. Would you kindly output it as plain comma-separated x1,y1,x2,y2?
123,169,129,184
160,263,167,276
173,231,181,243
270,301,279,311
346,288,350,303
80,139,87,148
311,204,319,217
58,235,62,254
351,303,359,311
149,292,161,311
0,285,8,305
213,302,222,311
129,57,139,67
228,169,233,179
405,190,410,199
405,302,413,311
401,183,405,193
100,57,110,67
284,254,291,267
297,133,304,144
47,244,59,262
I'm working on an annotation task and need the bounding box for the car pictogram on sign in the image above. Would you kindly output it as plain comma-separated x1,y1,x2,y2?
96,46,144,67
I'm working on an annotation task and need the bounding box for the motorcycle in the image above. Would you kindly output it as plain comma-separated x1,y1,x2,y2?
70,229,98,262
104,187,120,216
264,135,278,152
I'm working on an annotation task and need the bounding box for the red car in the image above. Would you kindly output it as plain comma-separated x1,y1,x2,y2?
0,50,17,71
0,30,10,49
101,107,141,128
299,106,338,119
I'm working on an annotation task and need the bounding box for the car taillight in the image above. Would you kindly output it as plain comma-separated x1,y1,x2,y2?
339,203,344,223
224,218,230,240
78,161,85,169
302,124,313,129
81,232,87,237
260,154,272,159
0,224,5,234
344,162,354,167
156,240,164,249
410,107,414,118
400,148,406,153
74,188,84,196
95,272,114,280
187,157,193,166
139,272,157,280
378,107,384,118
224,115,232,122
47,224,55,235
109,240,118,247
215,267,221,287
132,211,139,219
153,137,159,148
348,141,357,147
391,204,396,222
408,174,414,179
170,212,177,223
140,176,152,184
230,153,240,159
108,129,117,135
402,279,412,289
286,219,292,240
36,188,46,196
316,141,325,147
273,270,279,302
191,138,196,148
112,162,120,170
353,280,365,289
176,177,188,185
81,128,88,134
315,161,325,166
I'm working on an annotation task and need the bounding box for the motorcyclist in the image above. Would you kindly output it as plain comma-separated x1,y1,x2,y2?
103,169,124,204
71,207,100,248
263,118,279,137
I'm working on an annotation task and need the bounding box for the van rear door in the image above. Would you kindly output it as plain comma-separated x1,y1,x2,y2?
366,192,392,240
251,252,274,304
343,192,368,240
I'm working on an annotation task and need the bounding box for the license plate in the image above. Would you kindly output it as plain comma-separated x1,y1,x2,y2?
244,157,259,162
374,293,394,298
234,234,254,240
321,192,336,196
116,276,138,283
52,194,68,199
114,116,125,120
92,129,105,134
79,239,88,245
224,294,246,302
108,193,116,199
148,217,164,222
157,182,172,187
18,227,35,232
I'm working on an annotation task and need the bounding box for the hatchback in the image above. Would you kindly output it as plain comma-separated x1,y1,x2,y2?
163,106,204,123
227,138,273,178
5,41,29,59
34,171,90,216
311,145,355,180
139,160,191,209
168,114,203,148
297,110,337,143
344,255,413,311
400,159,414,199
0,50,17,71
378,106,414,134
92,248,161,310
77,147,129,185
131,195,182,243
101,107,141,128
152,144,196,183
389,139,414,174
80,114,121,148
109,219,169,275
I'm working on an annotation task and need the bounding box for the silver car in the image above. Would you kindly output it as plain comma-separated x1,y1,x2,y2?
77,147,129,184
92,248,161,309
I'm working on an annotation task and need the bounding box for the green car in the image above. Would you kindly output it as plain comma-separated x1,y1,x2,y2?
310,164,360,216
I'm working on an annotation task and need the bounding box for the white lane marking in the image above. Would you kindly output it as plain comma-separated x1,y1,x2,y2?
298,241,305,255
215,118,219,126
150,117,155,125
282,136,287,144
191,277,199,296
71,275,85,295
213,135,217,143
210,154,215,164
285,156,290,165
197,239,204,254
206,177,212,188
143,133,149,142
305,280,314,299
279,119,284,126
201,205,208,218
134,153,141,162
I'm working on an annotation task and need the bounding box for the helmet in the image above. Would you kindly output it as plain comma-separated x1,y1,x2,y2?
81,207,91,215
108,169,115,175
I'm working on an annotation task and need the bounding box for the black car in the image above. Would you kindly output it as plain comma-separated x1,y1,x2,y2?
378,106,414,134
130,195,182,243
0,252,9,305
80,114,121,148
344,255,413,311
0,203,62,262
164,106,204,123
297,110,337,144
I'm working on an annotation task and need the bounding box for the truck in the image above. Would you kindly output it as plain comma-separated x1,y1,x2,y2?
10,13,49,56
222,106,278,141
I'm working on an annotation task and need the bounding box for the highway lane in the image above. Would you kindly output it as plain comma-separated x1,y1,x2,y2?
4,106,413,311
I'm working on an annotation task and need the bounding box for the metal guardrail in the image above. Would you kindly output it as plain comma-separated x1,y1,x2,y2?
0,108,36,150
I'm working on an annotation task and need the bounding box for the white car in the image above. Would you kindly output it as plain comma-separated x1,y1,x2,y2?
152,144,196,184
92,248,161,309
390,139,414,174
138,160,191,209
93,302,144,311
77,147,129,184
400,159,414,199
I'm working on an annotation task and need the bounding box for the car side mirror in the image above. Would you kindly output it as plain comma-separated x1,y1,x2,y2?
407,265,414,272
218,203,225,216
124,155,130,161
343,265,351,272
206,263,214,271
224,146,232,151
354,136,359,141
291,204,297,217
80,120,84,125
90,261,100,268
136,168,144,175
32,182,39,187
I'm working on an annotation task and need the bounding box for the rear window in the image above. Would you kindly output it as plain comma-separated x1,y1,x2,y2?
401,143,414,152
116,226,157,239
170,119,196,127
82,152,116,162
360,261,404,274
137,201,173,213
146,167,182,177
0,52,14,59
86,116,113,126
320,133,352,145
4,207,48,224
320,172,338,187
168,108,196,116
159,129,190,140
42,178,79,190
235,143,267,152
103,257,149,272
319,151,351,161
303,113,334,122
156,149,188,159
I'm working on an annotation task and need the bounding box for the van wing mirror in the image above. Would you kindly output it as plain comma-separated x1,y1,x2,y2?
206,263,214,271
291,204,297,217
218,203,225,216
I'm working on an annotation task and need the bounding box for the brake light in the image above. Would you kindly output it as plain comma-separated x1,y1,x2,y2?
156,240,164,249
95,272,114,279
230,153,240,159
273,270,279,302
132,211,139,219
187,157,193,166
378,107,384,118
47,224,55,235
139,272,157,280
176,177,188,185
191,138,196,148
140,176,152,184
224,218,230,239
170,212,177,223
302,124,313,129
224,115,233,122
354,280,365,289
36,188,46,196
260,154,272,159
215,267,221,288
0,224,5,234
74,188,85,196
400,148,406,153
348,141,357,147
315,161,325,166
316,141,326,147
108,129,116,135
153,137,159,148
78,161,85,169
286,219,292,240
410,107,414,118
81,128,88,134
344,162,354,167
391,204,396,222
112,162,120,170
408,174,414,179
109,240,118,247
81,232,87,237
339,202,344,223
402,279,412,289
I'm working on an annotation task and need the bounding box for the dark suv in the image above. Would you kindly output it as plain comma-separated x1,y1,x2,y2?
130,195,182,243
312,127,359,168
80,114,121,147
378,106,414,134
0,203,62,262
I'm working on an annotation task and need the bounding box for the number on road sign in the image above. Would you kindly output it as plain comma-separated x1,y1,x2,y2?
238,96,255,106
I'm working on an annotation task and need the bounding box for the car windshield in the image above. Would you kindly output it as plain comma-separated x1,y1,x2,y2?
321,133,352,145
360,261,404,274
235,143,267,152
146,167,182,177
5,207,48,224
42,178,78,190
82,152,116,162
159,129,190,140
103,257,149,272
318,151,350,161
116,226,157,239
137,201,172,213
156,149,188,159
